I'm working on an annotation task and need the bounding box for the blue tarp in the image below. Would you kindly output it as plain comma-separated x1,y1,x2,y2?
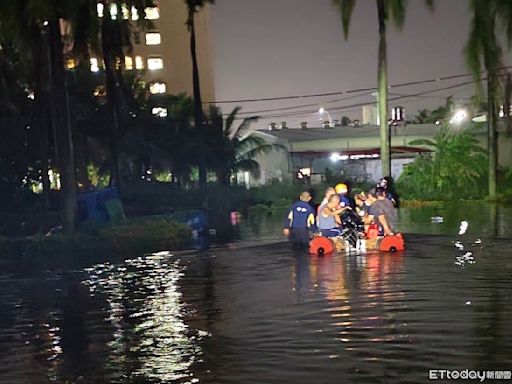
77,187,121,223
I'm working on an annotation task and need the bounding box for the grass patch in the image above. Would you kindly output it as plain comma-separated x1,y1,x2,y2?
98,218,192,253
0,218,193,261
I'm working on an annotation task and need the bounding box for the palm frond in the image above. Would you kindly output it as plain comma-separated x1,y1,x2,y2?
496,0,512,48
409,138,438,147
225,106,241,136
231,115,259,140
233,158,261,179
237,143,277,161
331,0,356,39
234,134,268,154
387,0,406,30
425,0,435,12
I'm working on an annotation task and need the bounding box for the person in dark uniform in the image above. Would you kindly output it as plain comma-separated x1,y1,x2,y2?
283,191,316,249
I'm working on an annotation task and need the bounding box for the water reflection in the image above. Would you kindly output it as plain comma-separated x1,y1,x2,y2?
82,255,205,383
1,202,512,383
293,253,407,347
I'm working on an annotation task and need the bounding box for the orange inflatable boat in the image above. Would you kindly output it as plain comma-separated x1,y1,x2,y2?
309,233,405,256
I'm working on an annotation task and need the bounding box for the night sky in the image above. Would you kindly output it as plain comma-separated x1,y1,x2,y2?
211,0,508,129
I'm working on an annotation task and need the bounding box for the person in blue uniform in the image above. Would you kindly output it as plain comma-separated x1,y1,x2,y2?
283,191,316,249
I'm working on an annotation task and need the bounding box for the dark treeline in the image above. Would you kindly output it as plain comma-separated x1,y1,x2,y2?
0,0,274,235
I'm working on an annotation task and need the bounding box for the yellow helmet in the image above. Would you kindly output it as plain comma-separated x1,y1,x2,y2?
335,183,348,194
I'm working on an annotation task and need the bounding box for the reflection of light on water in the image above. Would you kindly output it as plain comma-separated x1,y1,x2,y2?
300,254,407,349
459,220,469,235
83,255,205,383
45,322,63,382
453,220,482,267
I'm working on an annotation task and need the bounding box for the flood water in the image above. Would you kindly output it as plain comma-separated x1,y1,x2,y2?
1,202,511,383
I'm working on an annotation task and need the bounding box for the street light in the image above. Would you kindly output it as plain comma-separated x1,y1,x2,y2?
450,108,468,124
329,153,349,162
318,107,333,127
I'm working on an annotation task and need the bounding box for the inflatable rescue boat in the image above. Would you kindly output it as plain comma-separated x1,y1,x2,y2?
309,210,405,256
309,233,405,256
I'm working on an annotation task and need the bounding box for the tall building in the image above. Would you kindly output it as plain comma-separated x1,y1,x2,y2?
92,1,215,114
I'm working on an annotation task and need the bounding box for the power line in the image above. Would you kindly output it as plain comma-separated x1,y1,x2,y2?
203,67,512,105
230,80,465,118
224,90,371,116
251,79,478,120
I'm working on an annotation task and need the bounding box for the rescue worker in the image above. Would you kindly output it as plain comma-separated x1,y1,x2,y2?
283,191,316,248
335,183,354,209
317,194,344,237
318,186,336,214
368,187,398,236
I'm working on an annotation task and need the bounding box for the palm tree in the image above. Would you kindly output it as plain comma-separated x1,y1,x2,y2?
413,109,431,124
184,0,214,198
464,0,512,199
331,0,433,178
0,0,87,233
207,107,283,186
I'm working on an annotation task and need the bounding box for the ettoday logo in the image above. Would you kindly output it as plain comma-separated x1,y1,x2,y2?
429,370,511,382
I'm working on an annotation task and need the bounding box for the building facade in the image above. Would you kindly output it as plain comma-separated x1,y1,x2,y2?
92,1,215,112
246,122,512,187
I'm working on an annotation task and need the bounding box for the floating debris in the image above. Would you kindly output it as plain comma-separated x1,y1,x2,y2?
431,216,444,223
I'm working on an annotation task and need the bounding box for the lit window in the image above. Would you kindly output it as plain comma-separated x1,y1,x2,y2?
147,57,163,70
121,4,129,19
152,107,168,118
125,56,133,70
145,7,160,20
297,168,312,179
109,3,118,19
90,58,99,72
131,6,139,20
149,82,166,94
97,2,104,17
135,55,144,69
145,32,161,45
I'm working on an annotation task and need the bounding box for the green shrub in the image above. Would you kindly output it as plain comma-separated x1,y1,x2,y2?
397,126,487,200
99,218,192,252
